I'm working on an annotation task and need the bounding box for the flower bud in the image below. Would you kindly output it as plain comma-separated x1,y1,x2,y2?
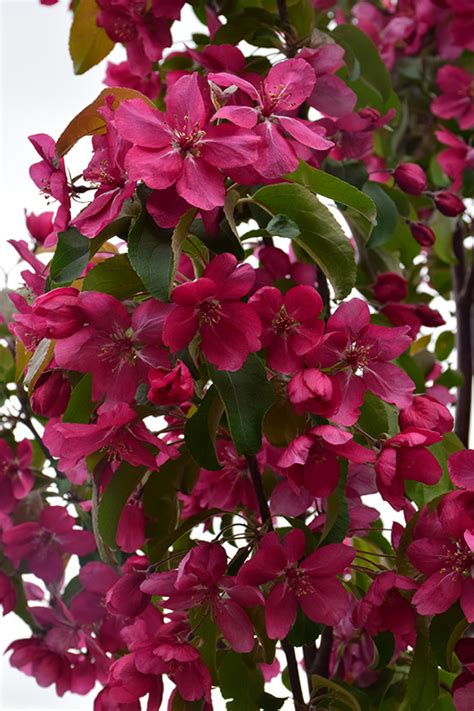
33,288,84,339
148,361,194,406
393,163,427,195
433,191,465,217
414,304,445,328
373,272,408,303
400,395,453,434
409,222,435,247
25,211,54,244
30,371,71,418
288,368,340,418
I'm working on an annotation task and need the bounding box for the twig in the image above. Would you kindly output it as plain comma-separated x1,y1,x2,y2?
452,224,473,446
245,454,305,709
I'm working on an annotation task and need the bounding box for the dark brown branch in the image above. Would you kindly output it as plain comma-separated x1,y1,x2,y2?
313,626,333,679
316,266,331,320
245,455,305,709
452,225,473,447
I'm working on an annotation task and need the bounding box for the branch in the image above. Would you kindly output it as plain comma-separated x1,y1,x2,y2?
452,224,473,447
245,455,305,709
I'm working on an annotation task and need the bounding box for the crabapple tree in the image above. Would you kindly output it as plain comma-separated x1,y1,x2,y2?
1,0,474,709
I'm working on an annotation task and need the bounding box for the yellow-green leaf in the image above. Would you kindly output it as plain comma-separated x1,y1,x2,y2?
69,0,115,75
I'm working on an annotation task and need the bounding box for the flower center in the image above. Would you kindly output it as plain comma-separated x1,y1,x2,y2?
99,328,136,367
260,82,294,116
199,299,222,325
344,342,374,373
286,568,315,597
172,118,206,155
272,309,298,336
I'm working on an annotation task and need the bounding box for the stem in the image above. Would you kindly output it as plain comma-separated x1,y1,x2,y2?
452,224,473,447
245,455,305,709
313,626,333,679
303,645,316,694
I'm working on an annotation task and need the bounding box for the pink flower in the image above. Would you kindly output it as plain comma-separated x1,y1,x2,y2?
70,561,119,625
54,294,171,403
393,162,427,195
400,395,453,435
3,506,96,583
287,368,341,420
310,298,414,425
44,403,177,481
106,557,150,618
238,530,354,639
28,134,70,245
436,129,474,191
278,425,375,498
373,272,408,303
71,99,137,238
209,58,333,178
31,287,84,340
30,371,71,418
249,285,323,373
163,253,261,371
25,210,54,244
299,45,357,118
179,440,259,518
147,361,194,406
432,65,474,130
448,450,474,490
433,190,465,216
254,246,316,291
375,428,443,510
0,440,34,513
115,73,260,210
326,108,394,161
96,0,182,75
141,543,262,652
104,60,161,101
354,573,418,657
0,573,16,615
116,499,146,553
408,506,474,621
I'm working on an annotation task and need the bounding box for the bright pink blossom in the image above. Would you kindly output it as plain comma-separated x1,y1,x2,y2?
238,530,354,639
72,99,137,238
3,506,96,583
0,439,34,513
400,395,453,435
299,45,357,118
287,368,341,420
147,361,194,406
141,543,262,652
104,60,161,101
209,58,334,178
436,128,474,191
376,428,443,510
311,298,414,424
54,294,171,403
163,253,261,371
278,425,375,498
432,65,474,130
25,210,54,244
44,403,177,482
249,285,323,372
115,73,260,210
448,450,474,490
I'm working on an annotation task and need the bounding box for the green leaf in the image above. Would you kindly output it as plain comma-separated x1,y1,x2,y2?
406,432,462,507
287,162,377,234
219,651,264,710
171,208,198,286
208,354,274,455
332,24,392,102
189,609,218,682
184,386,223,470
62,373,96,423
254,183,356,299
430,604,466,672
287,607,322,647
374,631,395,669
320,463,349,544
148,509,220,562
266,214,300,239
364,183,398,248
50,228,90,284
24,338,55,393
357,391,399,438
82,253,144,298
128,212,173,301
69,0,115,74
0,344,15,382
98,463,146,548
311,674,361,710
143,460,179,557
435,331,455,361
258,692,287,711
404,618,439,710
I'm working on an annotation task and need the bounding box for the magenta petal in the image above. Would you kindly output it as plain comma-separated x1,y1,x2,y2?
115,99,171,148
299,577,351,626
265,582,297,640
448,450,474,490
461,578,474,623
177,156,226,210
213,599,255,652
412,570,462,616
